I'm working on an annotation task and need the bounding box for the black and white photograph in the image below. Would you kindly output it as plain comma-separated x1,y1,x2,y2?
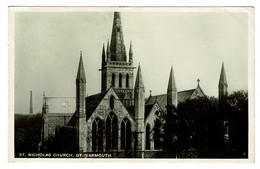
9,7,253,160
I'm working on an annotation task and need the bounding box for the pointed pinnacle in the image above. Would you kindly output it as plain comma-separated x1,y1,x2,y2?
167,66,177,92
129,41,133,55
106,40,110,57
219,62,228,86
135,64,145,89
102,44,106,67
76,52,86,83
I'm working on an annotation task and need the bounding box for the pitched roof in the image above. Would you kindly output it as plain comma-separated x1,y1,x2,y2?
67,91,107,126
145,104,154,119
125,104,154,120
145,89,196,112
85,91,107,119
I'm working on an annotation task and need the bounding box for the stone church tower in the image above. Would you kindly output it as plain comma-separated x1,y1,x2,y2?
218,62,228,99
101,12,134,107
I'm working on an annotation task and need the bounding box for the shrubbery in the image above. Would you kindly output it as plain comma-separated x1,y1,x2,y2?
15,113,42,157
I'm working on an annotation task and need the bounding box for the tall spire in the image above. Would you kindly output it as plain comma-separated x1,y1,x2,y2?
135,64,145,90
167,66,178,107
102,44,106,67
129,41,133,63
110,12,126,61
218,62,228,99
76,51,86,83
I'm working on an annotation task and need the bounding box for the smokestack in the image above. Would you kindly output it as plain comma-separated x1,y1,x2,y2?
30,91,33,114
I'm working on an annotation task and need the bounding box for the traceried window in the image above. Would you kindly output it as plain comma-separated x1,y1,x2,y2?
121,118,131,150
92,118,104,152
106,112,118,150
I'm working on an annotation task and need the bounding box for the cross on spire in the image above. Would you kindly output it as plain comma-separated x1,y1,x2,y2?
197,79,200,84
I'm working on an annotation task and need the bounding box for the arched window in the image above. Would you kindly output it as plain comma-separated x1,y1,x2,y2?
121,118,131,150
126,74,129,88
154,119,161,150
146,124,151,150
119,73,122,88
92,118,104,152
110,95,114,109
106,112,118,150
55,125,61,138
112,73,115,87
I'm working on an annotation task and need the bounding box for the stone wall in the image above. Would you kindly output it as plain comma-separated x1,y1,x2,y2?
43,113,73,142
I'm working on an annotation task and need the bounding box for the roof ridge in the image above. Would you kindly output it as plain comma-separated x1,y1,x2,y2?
86,91,107,99
178,88,196,93
149,88,196,97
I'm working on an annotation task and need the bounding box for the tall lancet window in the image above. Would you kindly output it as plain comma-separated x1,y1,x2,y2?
154,119,161,150
110,95,114,109
112,73,115,87
126,74,129,88
145,124,151,150
106,112,118,150
92,118,104,152
121,118,131,150
119,73,122,88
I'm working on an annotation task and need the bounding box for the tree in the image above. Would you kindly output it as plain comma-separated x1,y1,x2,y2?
163,90,248,158
226,90,248,157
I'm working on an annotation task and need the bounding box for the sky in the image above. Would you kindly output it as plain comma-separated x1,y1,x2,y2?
13,8,249,114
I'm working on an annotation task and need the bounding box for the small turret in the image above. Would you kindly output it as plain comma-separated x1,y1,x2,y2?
134,64,145,156
76,51,87,152
76,52,86,114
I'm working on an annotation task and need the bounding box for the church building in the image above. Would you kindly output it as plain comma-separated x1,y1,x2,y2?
40,12,227,157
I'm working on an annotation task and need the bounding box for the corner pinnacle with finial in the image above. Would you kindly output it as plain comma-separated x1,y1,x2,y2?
167,65,177,92
135,63,145,90
76,51,86,83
